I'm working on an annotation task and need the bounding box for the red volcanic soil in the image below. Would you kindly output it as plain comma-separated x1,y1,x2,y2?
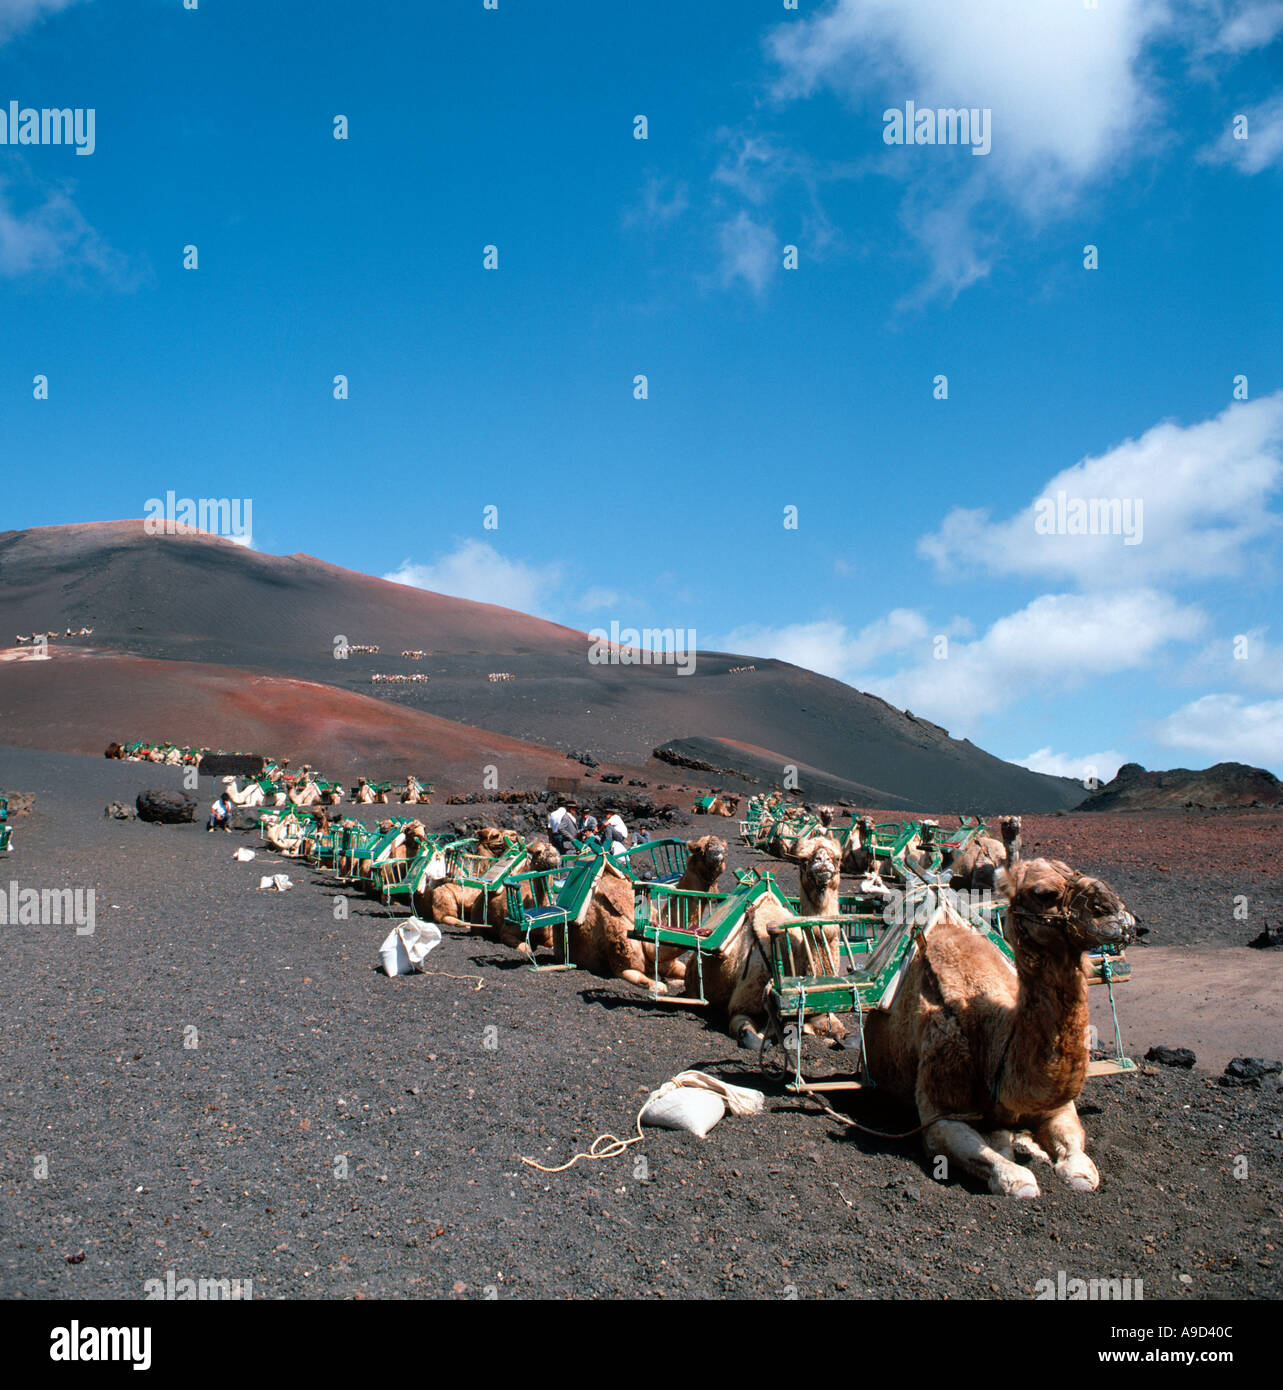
0,648,587,787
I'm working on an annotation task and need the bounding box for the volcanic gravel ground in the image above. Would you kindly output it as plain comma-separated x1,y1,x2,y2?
0,750,1280,1300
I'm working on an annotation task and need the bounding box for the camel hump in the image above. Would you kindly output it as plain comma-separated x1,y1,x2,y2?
921,918,1017,1008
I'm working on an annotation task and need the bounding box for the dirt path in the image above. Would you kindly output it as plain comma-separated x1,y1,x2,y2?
1092,946,1283,1075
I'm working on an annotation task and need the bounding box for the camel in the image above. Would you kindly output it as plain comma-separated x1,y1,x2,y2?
902,820,941,879
418,826,517,928
551,858,687,994
221,776,266,808
950,815,1022,891
682,892,845,1047
264,812,306,855
860,858,1135,1198
693,794,740,817
399,776,428,805
353,778,377,805
798,839,841,917
676,836,728,894
840,815,879,878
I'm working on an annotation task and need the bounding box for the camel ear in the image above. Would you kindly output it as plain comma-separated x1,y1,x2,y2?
686,838,701,854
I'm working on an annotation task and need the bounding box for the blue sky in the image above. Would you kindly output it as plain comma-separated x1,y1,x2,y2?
3,0,1282,778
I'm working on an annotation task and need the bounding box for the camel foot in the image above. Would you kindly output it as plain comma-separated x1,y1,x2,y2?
1013,1133,1053,1167
736,1026,764,1052
1055,1152,1100,1192
990,1163,1040,1199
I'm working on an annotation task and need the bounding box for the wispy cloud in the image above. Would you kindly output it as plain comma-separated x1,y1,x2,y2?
384,540,563,619
716,209,777,295
0,0,86,44
1199,92,1283,174
0,177,132,282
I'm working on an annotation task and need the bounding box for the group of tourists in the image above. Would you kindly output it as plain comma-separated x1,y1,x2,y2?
547,803,629,856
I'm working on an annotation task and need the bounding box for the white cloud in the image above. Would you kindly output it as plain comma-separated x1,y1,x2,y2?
920,395,1283,587
1200,93,1283,174
1210,1,1283,53
860,590,1205,733
0,0,84,44
624,175,689,232
1017,746,1128,784
717,607,941,679
1156,693,1283,768
717,210,777,295
0,180,129,281
766,0,1170,295
384,541,562,617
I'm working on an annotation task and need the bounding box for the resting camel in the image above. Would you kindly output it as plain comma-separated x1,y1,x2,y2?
222,776,266,808
399,776,428,805
685,893,845,1047
840,816,879,878
798,839,841,917
552,859,687,994
861,858,1135,1198
766,814,815,861
902,820,941,879
353,778,377,805
418,826,518,928
693,794,740,817
950,815,1022,891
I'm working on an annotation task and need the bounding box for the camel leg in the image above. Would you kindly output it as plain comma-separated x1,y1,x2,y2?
729,1012,766,1052
985,1128,1015,1162
620,968,668,995
1012,1132,1053,1167
1034,1103,1099,1192
923,1118,1040,1198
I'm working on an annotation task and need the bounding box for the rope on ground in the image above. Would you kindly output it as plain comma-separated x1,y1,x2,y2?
521,1107,646,1173
420,969,485,991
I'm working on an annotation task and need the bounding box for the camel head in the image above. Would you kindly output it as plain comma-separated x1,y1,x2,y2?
686,834,727,884
475,826,512,856
377,819,394,833
998,858,1135,955
919,819,938,845
802,840,840,892
816,805,835,827
999,815,1023,853
403,819,428,848
526,837,561,871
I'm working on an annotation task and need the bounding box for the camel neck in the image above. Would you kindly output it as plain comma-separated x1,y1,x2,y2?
1000,931,1090,1117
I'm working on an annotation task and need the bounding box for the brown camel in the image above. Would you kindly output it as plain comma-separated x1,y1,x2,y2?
861,858,1135,1197
798,839,841,917
354,778,377,805
552,859,686,994
693,794,740,817
950,815,1022,891
840,815,879,878
688,894,845,1048
419,826,516,928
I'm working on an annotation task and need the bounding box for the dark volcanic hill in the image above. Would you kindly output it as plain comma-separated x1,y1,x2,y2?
1079,760,1283,811
0,522,1084,809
